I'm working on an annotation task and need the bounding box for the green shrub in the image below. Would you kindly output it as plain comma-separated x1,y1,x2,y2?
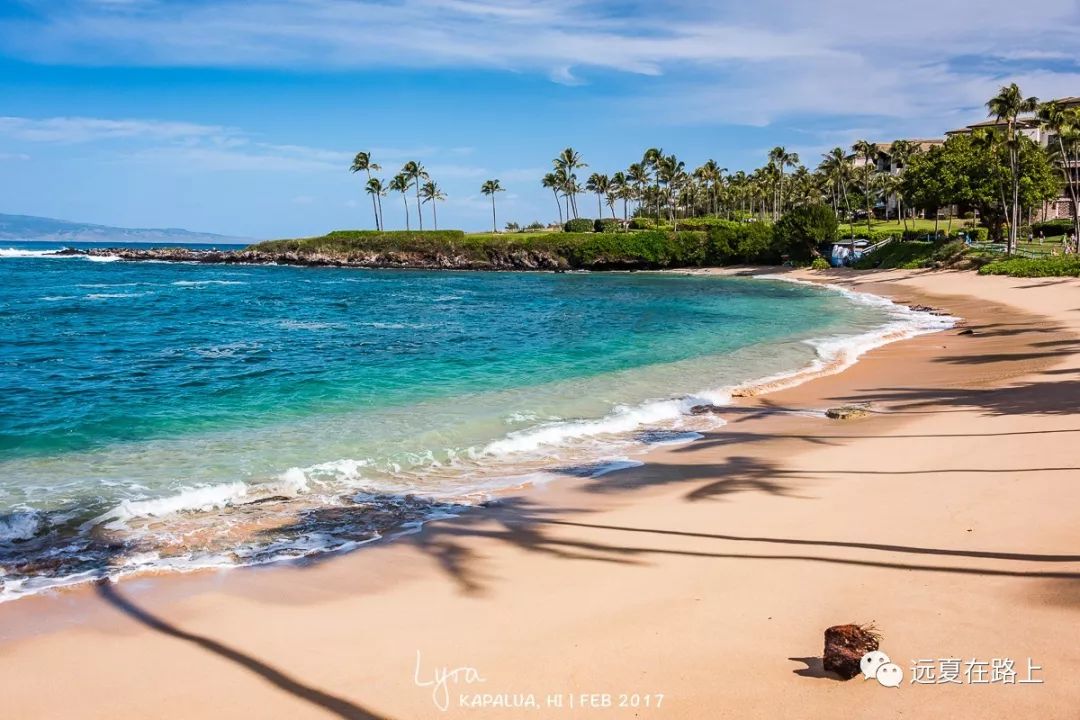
676,216,732,230
774,205,839,261
966,227,989,243
564,218,595,233
979,256,1080,277
1032,218,1073,236
594,218,623,233
701,220,779,264
811,257,831,270
629,217,660,230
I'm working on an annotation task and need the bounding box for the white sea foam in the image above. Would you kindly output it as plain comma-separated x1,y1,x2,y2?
483,390,730,456
742,275,957,394
171,280,247,287
0,511,43,542
83,254,121,263
98,482,251,525
0,247,74,258
86,292,147,300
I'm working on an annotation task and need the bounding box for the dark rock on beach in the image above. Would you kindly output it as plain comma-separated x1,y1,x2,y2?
822,624,881,680
825,404,872,420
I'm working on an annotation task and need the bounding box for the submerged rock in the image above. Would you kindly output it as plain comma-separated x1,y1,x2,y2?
823,624,881,680
825,404,871,420
689,404,725,415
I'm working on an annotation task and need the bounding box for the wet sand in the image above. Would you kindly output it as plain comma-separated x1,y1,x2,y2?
1,268,1078,719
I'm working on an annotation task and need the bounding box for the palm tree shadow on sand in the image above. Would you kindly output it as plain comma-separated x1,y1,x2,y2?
94,580,390,720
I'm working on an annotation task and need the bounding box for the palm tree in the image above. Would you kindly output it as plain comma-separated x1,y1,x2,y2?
971,128,1011,238
610,171,629,221
987,83,1039,253
388,173,411,230
364,177,386,231
553,148,587,219
541,172,564,225
401,161,429,231
767,146,800,219
480,179,504,233
657,154,686,227
852,140,879,233
585,172,611,218
1037,100,1080,249
642,148,664,222
887,140,918,226
627,162,650,217
419,180,447,230
820,147,855,247
695,159,725,215
350,151,382,230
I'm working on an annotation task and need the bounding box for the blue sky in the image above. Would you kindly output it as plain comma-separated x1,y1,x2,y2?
1,0,1079,238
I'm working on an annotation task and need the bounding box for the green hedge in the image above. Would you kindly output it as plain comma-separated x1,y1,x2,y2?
251,230,468,254
629,217,660,230
979,256,1080,277
1031,219,1074,236
676,216,735,230
250,229,722,269
563,218,595,233
594,218,623,233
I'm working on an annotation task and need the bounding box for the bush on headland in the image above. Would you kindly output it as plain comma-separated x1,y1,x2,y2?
563,218,595,233
247,221,809,269
978,256,1080,277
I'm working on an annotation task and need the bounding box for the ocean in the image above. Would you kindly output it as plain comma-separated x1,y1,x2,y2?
0,241,952,600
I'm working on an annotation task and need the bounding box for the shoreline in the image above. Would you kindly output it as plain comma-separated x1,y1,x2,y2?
2,269,1078,718
0,272,952,604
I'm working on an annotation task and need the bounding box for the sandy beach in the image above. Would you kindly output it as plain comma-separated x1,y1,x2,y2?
1,268,1077,719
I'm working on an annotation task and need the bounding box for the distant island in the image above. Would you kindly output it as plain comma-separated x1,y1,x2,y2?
0,213,250,245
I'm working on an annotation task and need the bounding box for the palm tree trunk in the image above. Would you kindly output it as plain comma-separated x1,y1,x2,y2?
403,195,410,231
416,185,423,231
597,193,602,218
491,196,497,233
553,190,563,224
365,169,379,231
433,203,438,230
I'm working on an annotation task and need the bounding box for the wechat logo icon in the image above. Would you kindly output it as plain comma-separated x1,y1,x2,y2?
861,650,903,688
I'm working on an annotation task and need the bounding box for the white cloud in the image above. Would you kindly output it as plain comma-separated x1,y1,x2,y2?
0,116,227,143
3,0,1076,130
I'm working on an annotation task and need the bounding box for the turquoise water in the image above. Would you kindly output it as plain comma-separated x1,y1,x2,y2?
0,242,945,599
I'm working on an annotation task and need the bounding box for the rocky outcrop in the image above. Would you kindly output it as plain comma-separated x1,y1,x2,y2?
58,246,581,271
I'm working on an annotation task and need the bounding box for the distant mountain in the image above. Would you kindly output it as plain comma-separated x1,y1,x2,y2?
0,213,251,245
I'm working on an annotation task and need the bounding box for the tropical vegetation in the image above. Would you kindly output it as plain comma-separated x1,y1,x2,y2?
343,83,1078,272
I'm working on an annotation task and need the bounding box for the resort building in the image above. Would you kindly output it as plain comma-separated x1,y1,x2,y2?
851,140,945,218
946,96,1080,221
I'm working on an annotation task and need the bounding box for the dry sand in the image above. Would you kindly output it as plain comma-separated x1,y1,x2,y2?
1,268,1077,719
